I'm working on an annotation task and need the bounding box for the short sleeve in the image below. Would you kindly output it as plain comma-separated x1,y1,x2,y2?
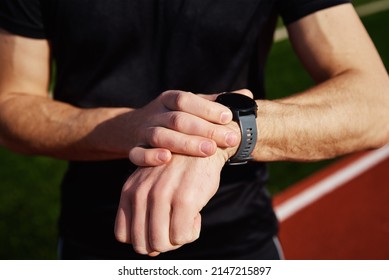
0,0,46,38
278,0,351,25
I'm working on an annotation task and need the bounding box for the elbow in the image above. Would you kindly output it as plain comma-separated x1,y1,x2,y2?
370,87,389,149
372,124,389,149
0,134,37,157
374,131,389,151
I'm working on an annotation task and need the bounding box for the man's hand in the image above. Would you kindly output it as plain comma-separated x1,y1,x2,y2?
129,89,254,166
128,90,240,166
114,147,233,256
114,90,247,256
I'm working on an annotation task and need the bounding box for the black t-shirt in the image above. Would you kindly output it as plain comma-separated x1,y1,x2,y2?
0,0,349,259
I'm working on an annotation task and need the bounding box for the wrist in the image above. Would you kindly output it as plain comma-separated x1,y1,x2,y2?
215,93,258,165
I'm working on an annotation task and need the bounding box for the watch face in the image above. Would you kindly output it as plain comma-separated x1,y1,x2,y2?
216,93,257,113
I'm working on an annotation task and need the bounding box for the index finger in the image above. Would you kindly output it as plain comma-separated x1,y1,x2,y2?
159,90,233,125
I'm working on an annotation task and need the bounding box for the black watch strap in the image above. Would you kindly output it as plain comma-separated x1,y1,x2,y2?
228,114,257,165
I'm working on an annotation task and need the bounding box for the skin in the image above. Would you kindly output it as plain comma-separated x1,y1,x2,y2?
0,4,388,256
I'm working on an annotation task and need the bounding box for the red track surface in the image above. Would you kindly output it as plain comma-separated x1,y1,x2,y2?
273,150,389,260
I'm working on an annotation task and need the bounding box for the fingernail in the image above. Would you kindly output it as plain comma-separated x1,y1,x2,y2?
158,152,170,162
220,111,232,124
226,132,239,146
200,141,214,155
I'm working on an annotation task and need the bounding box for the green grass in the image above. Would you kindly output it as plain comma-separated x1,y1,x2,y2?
0,4,388,259
353,0,379,6
0,147,66,259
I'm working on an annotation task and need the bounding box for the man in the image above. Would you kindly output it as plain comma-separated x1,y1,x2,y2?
0,0,388,259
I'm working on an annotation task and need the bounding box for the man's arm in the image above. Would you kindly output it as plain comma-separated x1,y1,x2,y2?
114,3,389,255
0,30,239,164
252,3,389,161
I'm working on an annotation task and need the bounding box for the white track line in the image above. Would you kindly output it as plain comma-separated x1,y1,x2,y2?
274,0,389,42
275,145,389,223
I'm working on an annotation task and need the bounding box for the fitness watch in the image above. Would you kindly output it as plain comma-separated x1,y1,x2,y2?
215,92,258,165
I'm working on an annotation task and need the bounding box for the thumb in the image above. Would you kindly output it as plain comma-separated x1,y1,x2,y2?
192,213,202,241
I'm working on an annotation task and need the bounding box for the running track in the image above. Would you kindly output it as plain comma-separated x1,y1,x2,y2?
273,145,389,259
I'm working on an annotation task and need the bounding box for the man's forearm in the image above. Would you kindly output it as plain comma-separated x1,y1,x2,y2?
0,90,239,162
0,93,134,160
253,70,389,162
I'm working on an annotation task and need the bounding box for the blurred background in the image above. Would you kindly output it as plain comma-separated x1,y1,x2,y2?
0,0,388,259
